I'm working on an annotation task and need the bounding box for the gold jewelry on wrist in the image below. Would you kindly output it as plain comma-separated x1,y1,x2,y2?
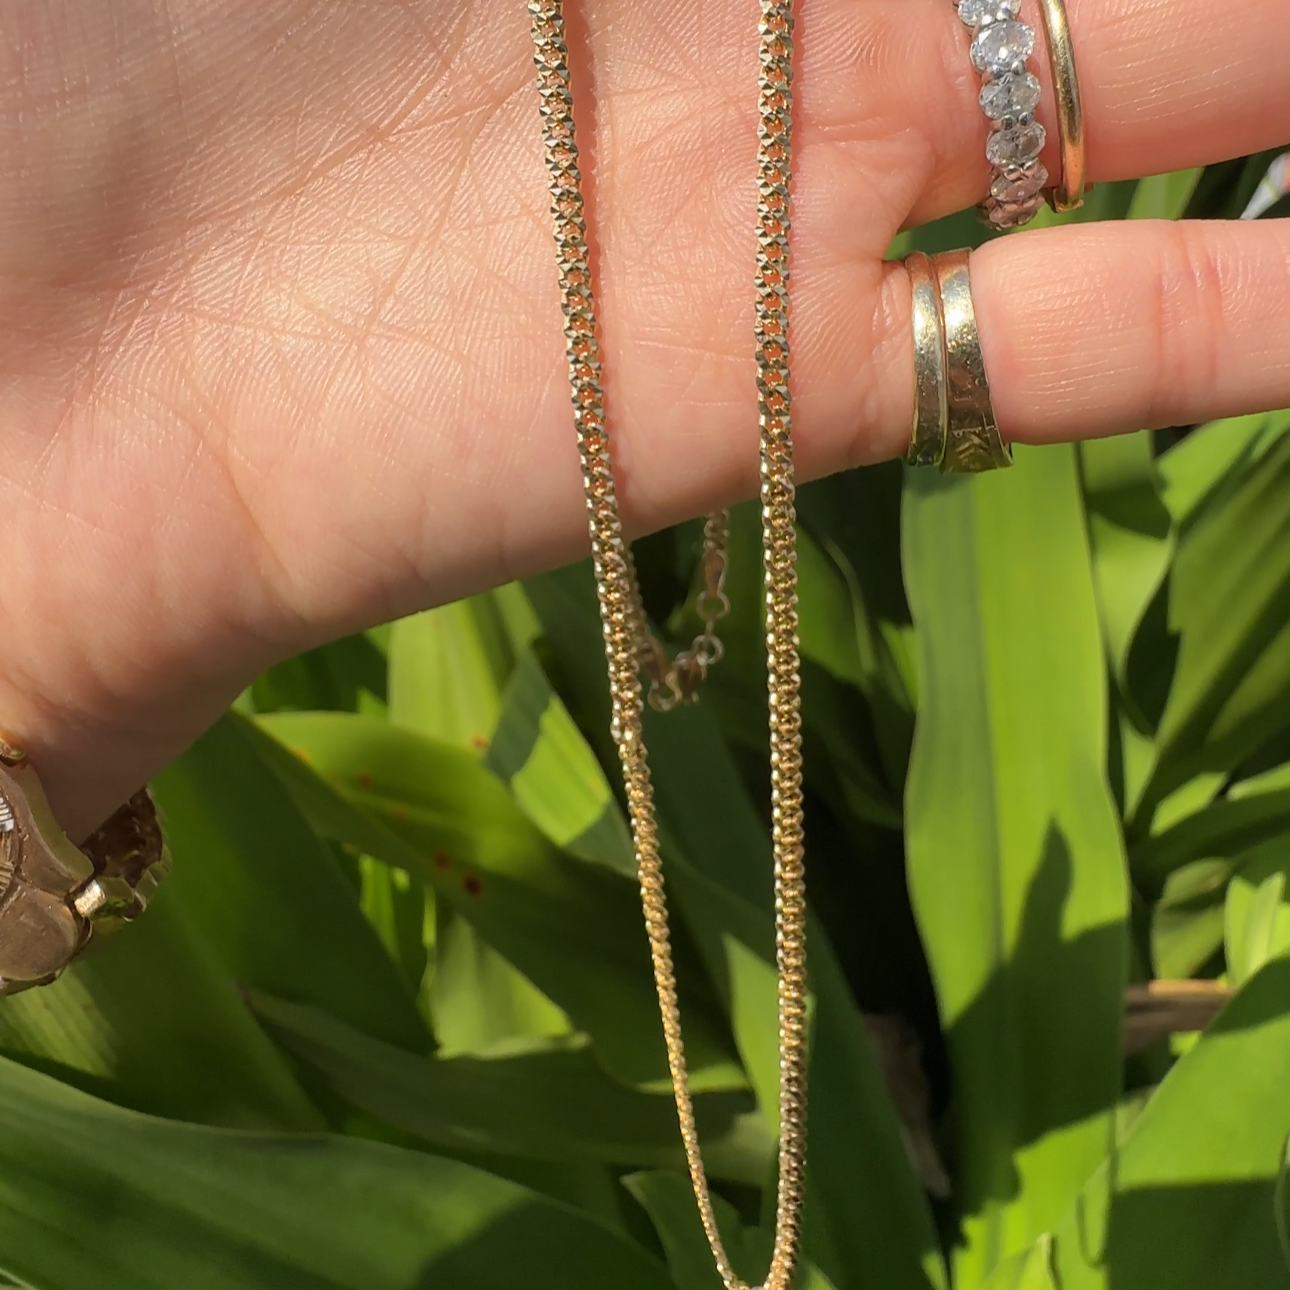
1036,0,1088,212
934,250,1012,473
905,251,949,468
0,738,170,996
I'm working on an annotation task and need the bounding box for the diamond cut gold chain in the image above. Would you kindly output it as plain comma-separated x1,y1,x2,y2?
527,4,808,1287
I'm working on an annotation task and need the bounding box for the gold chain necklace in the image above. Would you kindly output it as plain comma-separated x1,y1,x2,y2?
528,5,808,1288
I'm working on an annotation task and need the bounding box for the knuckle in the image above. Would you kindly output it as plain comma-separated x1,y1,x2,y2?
1146,223,1230,424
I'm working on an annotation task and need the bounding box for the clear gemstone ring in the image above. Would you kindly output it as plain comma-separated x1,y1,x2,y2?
955,0,1049,230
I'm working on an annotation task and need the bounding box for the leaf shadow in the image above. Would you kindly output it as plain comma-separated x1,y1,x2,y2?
944,825,1127,1222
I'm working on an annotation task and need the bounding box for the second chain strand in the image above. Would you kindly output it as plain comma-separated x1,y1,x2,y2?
527,2,809,1288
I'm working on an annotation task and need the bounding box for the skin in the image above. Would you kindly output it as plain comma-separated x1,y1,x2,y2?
0,0,1286,839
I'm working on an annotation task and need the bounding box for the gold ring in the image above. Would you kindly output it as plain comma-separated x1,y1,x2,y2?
905,252,948,467
1036,0,1087,212
932,250,1012,474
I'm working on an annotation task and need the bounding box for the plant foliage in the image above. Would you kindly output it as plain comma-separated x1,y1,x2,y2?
1,158,1288,1289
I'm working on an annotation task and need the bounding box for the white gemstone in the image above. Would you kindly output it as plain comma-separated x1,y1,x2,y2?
980,72,1041,121
991,162,1049,204
986,121,1046,167
958,0,1021,27
971,20,1035,75
984,199,1035,229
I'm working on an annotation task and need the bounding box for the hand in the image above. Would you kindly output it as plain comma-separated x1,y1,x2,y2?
1,0,1287,838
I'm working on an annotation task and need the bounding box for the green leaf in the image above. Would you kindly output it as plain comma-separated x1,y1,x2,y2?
1152,859,1232,980
624,1171,746,1290
627,1171,842,1290
1052,958,1290,1289
1079,431,1174,720
357,855,429,994
254,993,770,1183
487,648,635,873
248,632,388,715
0,1056,672,1290
1158,410,1290,531
388,590,578,1050
1226,844,1290,984
0,886,321,1131
672,504,903,833
389,596,514,750
1132,762,1290,894
978,1236,1058,1290
525,562,947,1290
258,711,742,1090
429,903,571,1053
153,714,429,1052
625,1171,840,1290
792,469,917,794
902,445,1129,1284
1127,168,1202,220
1276,1135,1290,1272
1138,428,1290,820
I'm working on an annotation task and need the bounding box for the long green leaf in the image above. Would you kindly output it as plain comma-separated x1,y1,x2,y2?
259,711,742,1090
153,714,429,1053
978,1236,1058,1290
253,992,770,1182
0,1056,671,1290
390,597,510,747
1132,761,1290,894
902,445,1129,1285
1139,428,1290,818
1226,844,1290,985
625,1171,839,1290
0,886,320,1131
487,648,635,873
1152,859,1232,979
1052,958,1290,1289
525,562,947,1290
1277,1135,1290,1272
1079,431,1174,720
248,632,388,716
1158,411,1289,530
388,592,572,1051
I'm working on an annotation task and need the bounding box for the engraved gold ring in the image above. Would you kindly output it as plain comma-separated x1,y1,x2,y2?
904,249,1012,474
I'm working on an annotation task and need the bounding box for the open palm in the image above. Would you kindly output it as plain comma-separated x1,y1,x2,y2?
1,0,1287,836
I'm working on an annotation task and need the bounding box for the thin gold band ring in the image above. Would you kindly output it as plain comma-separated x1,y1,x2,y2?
906,252,949,468
1036,0,1087,212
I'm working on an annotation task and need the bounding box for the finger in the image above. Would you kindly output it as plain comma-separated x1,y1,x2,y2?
869,217,1290,455
894,0,1290,225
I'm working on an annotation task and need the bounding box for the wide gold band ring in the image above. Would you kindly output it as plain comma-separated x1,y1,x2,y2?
903,249,1012,474
1036,0,1087,212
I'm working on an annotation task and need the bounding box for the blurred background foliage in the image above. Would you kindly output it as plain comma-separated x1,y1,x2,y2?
1,155,1289,1290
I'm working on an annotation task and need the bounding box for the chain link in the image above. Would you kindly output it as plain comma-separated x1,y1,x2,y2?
528,5,808,1288
639,509,731,713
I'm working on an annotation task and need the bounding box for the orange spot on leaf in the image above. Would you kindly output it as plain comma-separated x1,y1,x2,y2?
433,852,452,871
463,874,483,898
356,770,373,789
